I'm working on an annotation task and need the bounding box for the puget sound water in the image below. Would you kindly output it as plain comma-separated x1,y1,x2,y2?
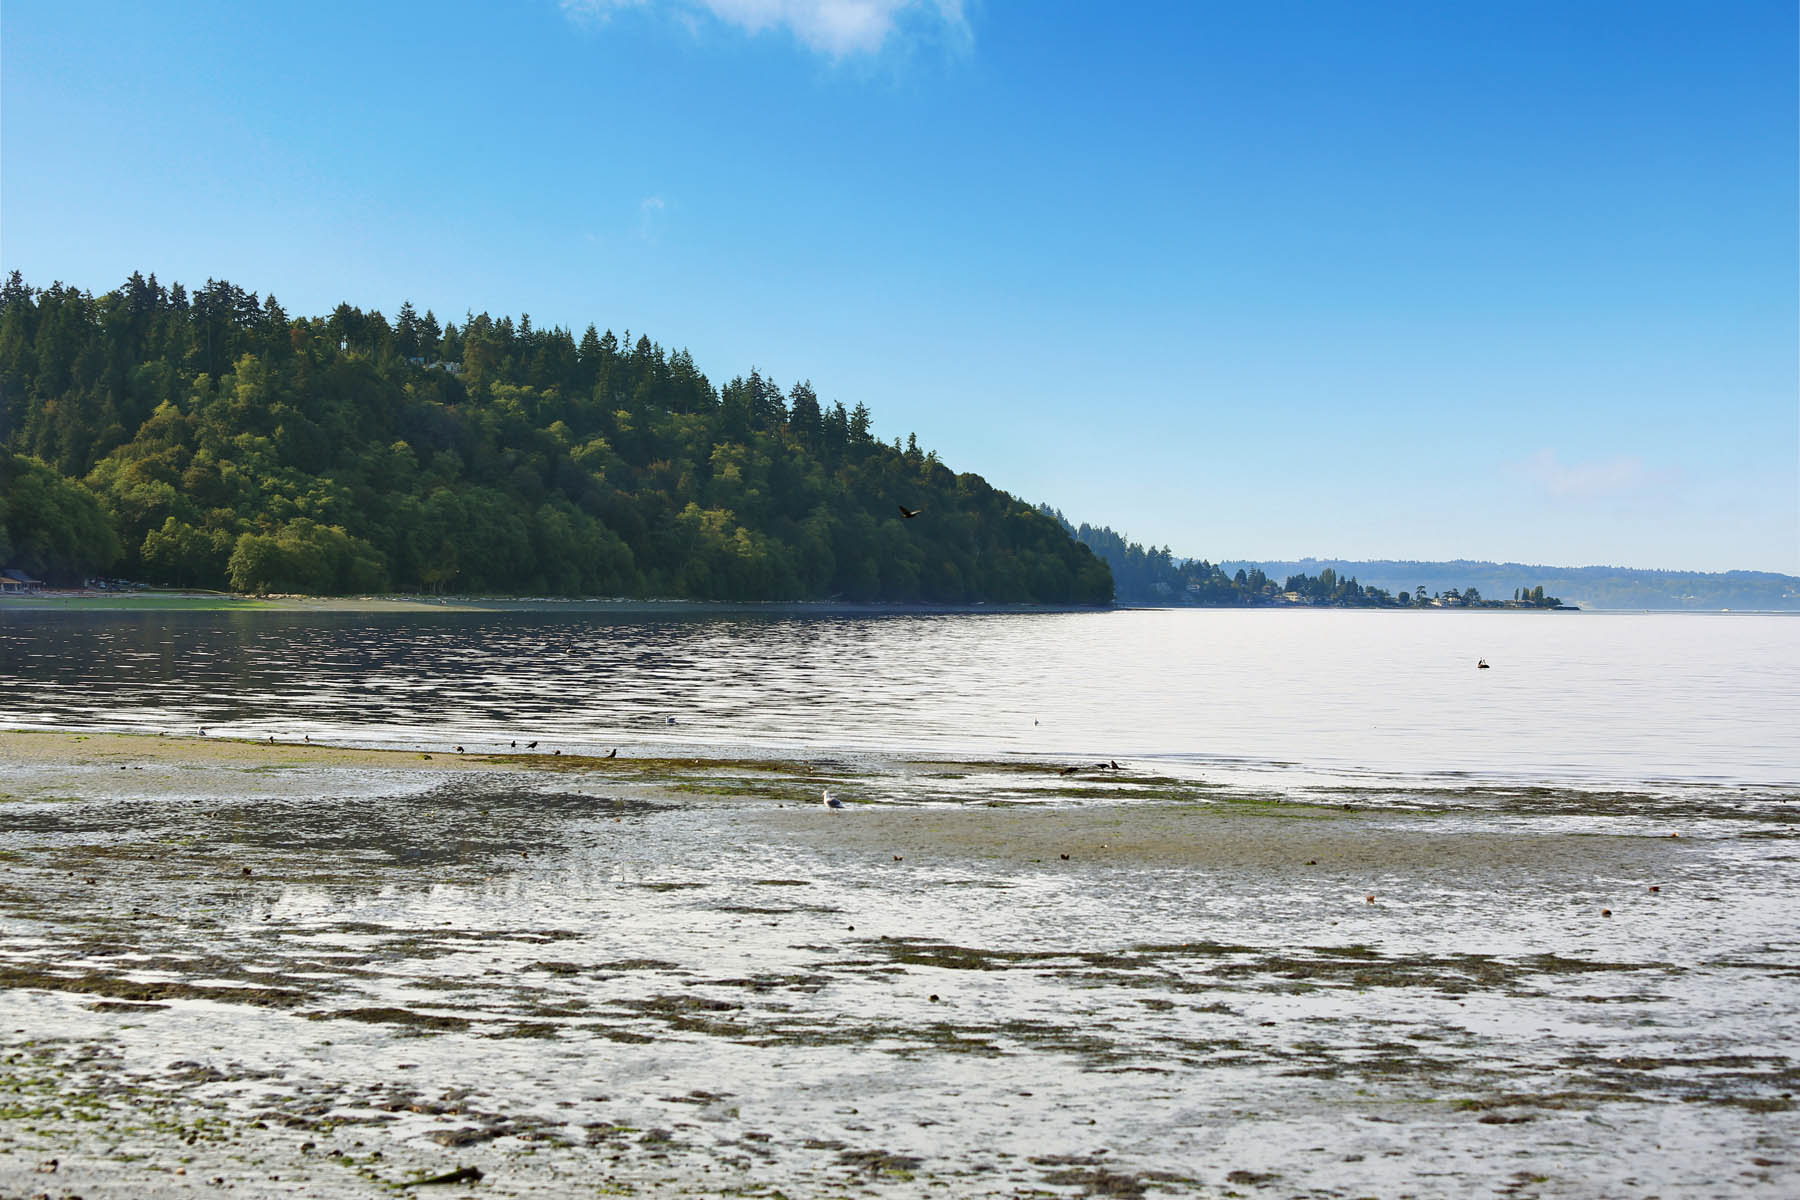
0,607,1795,1198
4,606,1796,789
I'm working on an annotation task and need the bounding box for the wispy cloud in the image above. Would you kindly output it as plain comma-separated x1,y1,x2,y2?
561,0,968,58
1519,449,1658,500
638,194,666,241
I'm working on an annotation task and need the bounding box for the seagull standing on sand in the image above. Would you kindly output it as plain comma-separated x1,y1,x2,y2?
822,789,845,810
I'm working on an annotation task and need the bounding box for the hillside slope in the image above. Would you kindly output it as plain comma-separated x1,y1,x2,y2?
0,273,1111,604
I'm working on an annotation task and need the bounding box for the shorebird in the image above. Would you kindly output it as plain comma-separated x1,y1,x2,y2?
510,740,517,748
1110,760,1121,770
605,749,618,759
526,740,538,749
455,745,465,754
822,789,845,810
1058,765,1080,776
1477,659,1490,669
666,716,677,725
897,505,922,519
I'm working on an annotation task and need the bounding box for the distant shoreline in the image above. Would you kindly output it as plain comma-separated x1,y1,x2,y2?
0,591,1113,616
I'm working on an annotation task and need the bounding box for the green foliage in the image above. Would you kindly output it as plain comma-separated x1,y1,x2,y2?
1043,507,1272,605
0,271,1110,604
0,449,121,582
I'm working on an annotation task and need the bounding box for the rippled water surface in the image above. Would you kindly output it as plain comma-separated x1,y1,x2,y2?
4,607,1797,789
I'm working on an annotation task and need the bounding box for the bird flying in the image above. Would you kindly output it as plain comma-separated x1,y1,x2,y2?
898,505,922,519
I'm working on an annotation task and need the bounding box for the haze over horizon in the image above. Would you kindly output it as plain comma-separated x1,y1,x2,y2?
4,0,1794,575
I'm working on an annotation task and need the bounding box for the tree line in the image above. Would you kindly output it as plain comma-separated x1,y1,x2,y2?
0,271,1112,604
1044,511,1566,608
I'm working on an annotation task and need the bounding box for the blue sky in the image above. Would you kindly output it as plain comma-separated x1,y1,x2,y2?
4,0,1795,572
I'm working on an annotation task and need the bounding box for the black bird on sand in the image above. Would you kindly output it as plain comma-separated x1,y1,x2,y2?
527,740,539,749
605,748,618,759
456,745,465,753
510,740,517,748
898,505,922,519
1110,760,1122,770
1058,765,1080,776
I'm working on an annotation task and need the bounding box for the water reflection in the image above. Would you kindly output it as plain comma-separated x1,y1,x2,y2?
3,608,1797,790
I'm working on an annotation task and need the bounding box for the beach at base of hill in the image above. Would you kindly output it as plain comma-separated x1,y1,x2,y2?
0,591,1110,615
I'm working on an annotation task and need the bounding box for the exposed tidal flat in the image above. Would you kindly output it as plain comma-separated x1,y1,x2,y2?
1,610,1797,1197
0,730,1795,1198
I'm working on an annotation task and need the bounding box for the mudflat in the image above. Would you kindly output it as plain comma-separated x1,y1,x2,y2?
1,731,1794,1198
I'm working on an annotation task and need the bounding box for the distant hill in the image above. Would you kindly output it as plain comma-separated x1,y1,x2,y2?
1219,559,1800,612
1042,507,1797,611
0,272,1111,604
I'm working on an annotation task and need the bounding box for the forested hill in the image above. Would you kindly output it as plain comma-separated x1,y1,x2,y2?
0,272,1111,604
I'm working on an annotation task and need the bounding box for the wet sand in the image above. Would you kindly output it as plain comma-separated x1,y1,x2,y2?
2,731,1795,1198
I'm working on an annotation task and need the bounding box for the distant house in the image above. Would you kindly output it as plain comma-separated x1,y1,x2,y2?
2,569,43,593
423,360,463,375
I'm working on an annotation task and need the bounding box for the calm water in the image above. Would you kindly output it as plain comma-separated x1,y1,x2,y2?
2,607,1795,791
